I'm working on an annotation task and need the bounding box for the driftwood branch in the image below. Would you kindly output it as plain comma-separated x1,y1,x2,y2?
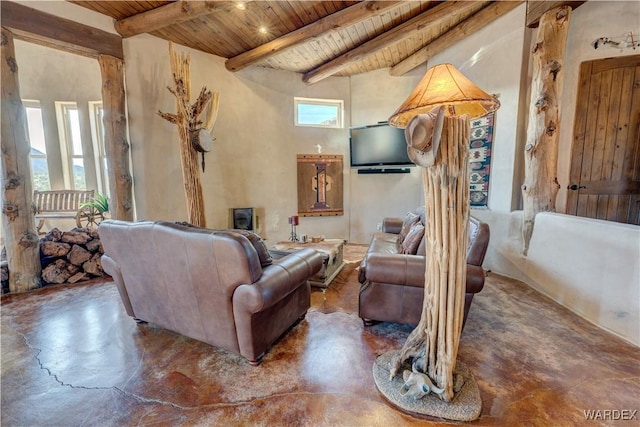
158,111,179,125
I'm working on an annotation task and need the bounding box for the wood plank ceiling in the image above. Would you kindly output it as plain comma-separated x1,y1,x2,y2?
70,1,580,83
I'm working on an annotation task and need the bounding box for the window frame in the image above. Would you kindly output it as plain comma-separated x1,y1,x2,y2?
55,101,86,190
294,97,344,129
23,99,51,191
89,101,109,197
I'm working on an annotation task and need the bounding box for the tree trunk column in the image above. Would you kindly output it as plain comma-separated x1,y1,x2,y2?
98,54,134,221
522,6,571,254
1,27,41,292
391,115,470,402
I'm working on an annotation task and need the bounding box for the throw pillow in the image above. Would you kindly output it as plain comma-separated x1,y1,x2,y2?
401,222,425,255
233,229,273,268
399,212,420,241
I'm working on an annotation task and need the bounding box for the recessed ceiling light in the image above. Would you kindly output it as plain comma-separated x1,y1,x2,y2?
259,26,268,34
236,2,246,10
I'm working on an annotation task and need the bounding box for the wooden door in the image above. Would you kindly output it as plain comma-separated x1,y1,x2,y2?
567,55,640,225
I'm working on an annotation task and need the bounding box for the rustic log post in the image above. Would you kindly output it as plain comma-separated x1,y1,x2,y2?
390,115,470,402
98,55,134,221
522,6,571,254
159,43,219,227
1,27,41,292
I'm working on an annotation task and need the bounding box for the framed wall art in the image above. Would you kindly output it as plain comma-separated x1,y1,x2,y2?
297,154,343,217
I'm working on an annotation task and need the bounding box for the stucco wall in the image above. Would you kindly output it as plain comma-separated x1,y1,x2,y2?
123,35,351,243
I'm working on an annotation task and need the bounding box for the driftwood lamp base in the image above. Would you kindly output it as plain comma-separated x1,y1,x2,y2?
373,350,481,421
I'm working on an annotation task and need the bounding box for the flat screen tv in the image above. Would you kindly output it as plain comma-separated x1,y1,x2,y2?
349,122,413,168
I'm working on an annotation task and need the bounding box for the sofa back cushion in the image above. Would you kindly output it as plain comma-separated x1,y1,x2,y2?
399,212,420,241
401,222,425,254
409,210,489,264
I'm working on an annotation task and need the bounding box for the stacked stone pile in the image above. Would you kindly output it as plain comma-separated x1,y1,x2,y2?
40,227,105,284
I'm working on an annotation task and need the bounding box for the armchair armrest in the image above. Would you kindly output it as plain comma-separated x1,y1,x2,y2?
381,217,403,234
234,248,323,312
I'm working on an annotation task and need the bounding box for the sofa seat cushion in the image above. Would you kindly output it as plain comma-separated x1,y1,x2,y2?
368,232,401,254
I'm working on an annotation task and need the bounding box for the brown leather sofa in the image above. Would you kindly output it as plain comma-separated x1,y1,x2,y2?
358,207,490,328
99,220,323,365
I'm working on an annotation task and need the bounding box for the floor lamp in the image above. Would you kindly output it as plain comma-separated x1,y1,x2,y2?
373,63,499,421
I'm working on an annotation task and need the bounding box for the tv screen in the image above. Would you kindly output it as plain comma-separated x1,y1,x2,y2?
349,123,413,168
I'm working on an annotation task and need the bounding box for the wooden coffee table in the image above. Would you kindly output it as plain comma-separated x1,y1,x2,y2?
272,239,345,288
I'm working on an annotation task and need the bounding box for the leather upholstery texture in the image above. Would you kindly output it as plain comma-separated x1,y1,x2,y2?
358,208,490,328
99,220,323,364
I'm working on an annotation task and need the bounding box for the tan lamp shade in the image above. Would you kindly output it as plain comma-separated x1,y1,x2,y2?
388,63,500,128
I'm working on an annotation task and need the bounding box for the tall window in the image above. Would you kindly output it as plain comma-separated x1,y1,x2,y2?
89,101,109,197
294,97,343,128
24,101,51,191
56,102,86,189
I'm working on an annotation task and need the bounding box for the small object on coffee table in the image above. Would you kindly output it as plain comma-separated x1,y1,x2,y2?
272,239,345,288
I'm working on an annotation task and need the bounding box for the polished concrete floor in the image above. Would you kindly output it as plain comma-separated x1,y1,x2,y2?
2,245,639,426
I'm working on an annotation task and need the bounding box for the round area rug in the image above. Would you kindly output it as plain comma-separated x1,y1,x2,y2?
373,350,481,422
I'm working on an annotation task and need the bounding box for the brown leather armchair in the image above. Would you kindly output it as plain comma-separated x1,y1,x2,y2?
358,209,489,329
99,220,323,365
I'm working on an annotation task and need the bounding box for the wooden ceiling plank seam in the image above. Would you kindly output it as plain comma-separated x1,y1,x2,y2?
303,0,480,84
211,15,259,53
290,1,321,22
69,2,118,19
153,19,229,55
389,0,523,76
1,1,123,59
261,1,298,35
225,1,404,72
157,22,222,56
273,1,305,29
222,8,276,51
283,1,313,26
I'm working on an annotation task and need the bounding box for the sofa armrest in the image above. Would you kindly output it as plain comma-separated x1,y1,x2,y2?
234,248,323,312
101,254,135,318
381,217,403,234
466,264,485,294
360,253,425,288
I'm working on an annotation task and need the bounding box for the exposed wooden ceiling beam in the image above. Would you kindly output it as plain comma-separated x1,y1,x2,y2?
390,1,523,77
0,1,123,59
115,1,243,38
526,1,586,27
302,1,482,85
225,0,403,73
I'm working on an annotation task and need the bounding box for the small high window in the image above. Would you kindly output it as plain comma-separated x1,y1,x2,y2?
294,97,343,128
